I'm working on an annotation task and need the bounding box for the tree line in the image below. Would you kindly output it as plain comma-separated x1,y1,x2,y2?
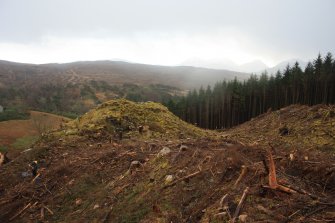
165,53,335,129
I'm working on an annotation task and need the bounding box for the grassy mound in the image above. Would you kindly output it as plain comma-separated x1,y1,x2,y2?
66,99,213,139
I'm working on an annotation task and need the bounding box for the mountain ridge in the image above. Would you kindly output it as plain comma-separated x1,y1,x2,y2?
0,59,250,90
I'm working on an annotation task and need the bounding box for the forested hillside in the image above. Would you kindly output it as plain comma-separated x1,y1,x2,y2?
0,60,247,118
166,53,335,129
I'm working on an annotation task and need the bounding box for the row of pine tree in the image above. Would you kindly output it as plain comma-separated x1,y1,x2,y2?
165,53,335,129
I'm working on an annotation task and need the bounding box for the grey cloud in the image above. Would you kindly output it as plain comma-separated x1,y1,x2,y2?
0,0,334,62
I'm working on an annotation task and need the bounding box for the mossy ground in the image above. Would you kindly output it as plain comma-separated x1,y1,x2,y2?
66,99,215,139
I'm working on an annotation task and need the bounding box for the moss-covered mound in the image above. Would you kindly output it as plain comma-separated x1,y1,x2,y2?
66,99,213,139
224,104,335,151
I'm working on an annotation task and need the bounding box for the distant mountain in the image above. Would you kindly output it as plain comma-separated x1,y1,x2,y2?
181,58,308,75
0,59,251,117
180,58,268,73
0,60,250,90
261,59,308,75
239,60,268,73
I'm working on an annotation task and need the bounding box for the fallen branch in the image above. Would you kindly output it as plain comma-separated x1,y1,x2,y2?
40,207,45,220
219,194,229,209
234,165,248,188
300,206,328,221
285,209,301,222
219,193,232,220
102,210,112,223
43,205,54,215
9,202,31,221
31,173,41,183
163,170,201,189
231,187,249,223
257,205,286,220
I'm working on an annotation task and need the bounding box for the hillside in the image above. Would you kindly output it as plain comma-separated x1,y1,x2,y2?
0,111,69,157
0,60,249,118
223,104,335,150
0,101,334,222
0,60,249,90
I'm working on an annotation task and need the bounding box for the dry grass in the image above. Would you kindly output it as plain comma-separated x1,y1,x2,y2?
0,111,70,149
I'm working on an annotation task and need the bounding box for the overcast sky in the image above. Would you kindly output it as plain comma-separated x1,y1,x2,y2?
0,0,334,67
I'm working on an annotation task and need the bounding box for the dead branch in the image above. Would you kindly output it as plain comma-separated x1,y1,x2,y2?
234,165,248,188
40,207,45,220
231,187,249,223
0,152,4,166
102,210,112,223
219,193,232,220
9,202,31,221
267,150,297,193
43,205,54,215
286,209,301,222
300,206,328,221
163,170,202,189
31,173,41,183
219,194,229,209
257,205,286,220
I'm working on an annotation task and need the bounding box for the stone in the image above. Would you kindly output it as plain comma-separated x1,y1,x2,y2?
93,204,100,209
165,175,174,183
130,160,141,168
179,145,188,151
239,214,248,222
157,147,171,157
75,198,82,205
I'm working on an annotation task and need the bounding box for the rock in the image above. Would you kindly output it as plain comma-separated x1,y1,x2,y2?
165,175,174,183
130,160,141,169
68,179,75,185
289,154,294,161
179,145,188,151
93,204,100,209
279,126,289,136
157,147,171,157
21,171,31,177
239,214,248,222
75,198,82,205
